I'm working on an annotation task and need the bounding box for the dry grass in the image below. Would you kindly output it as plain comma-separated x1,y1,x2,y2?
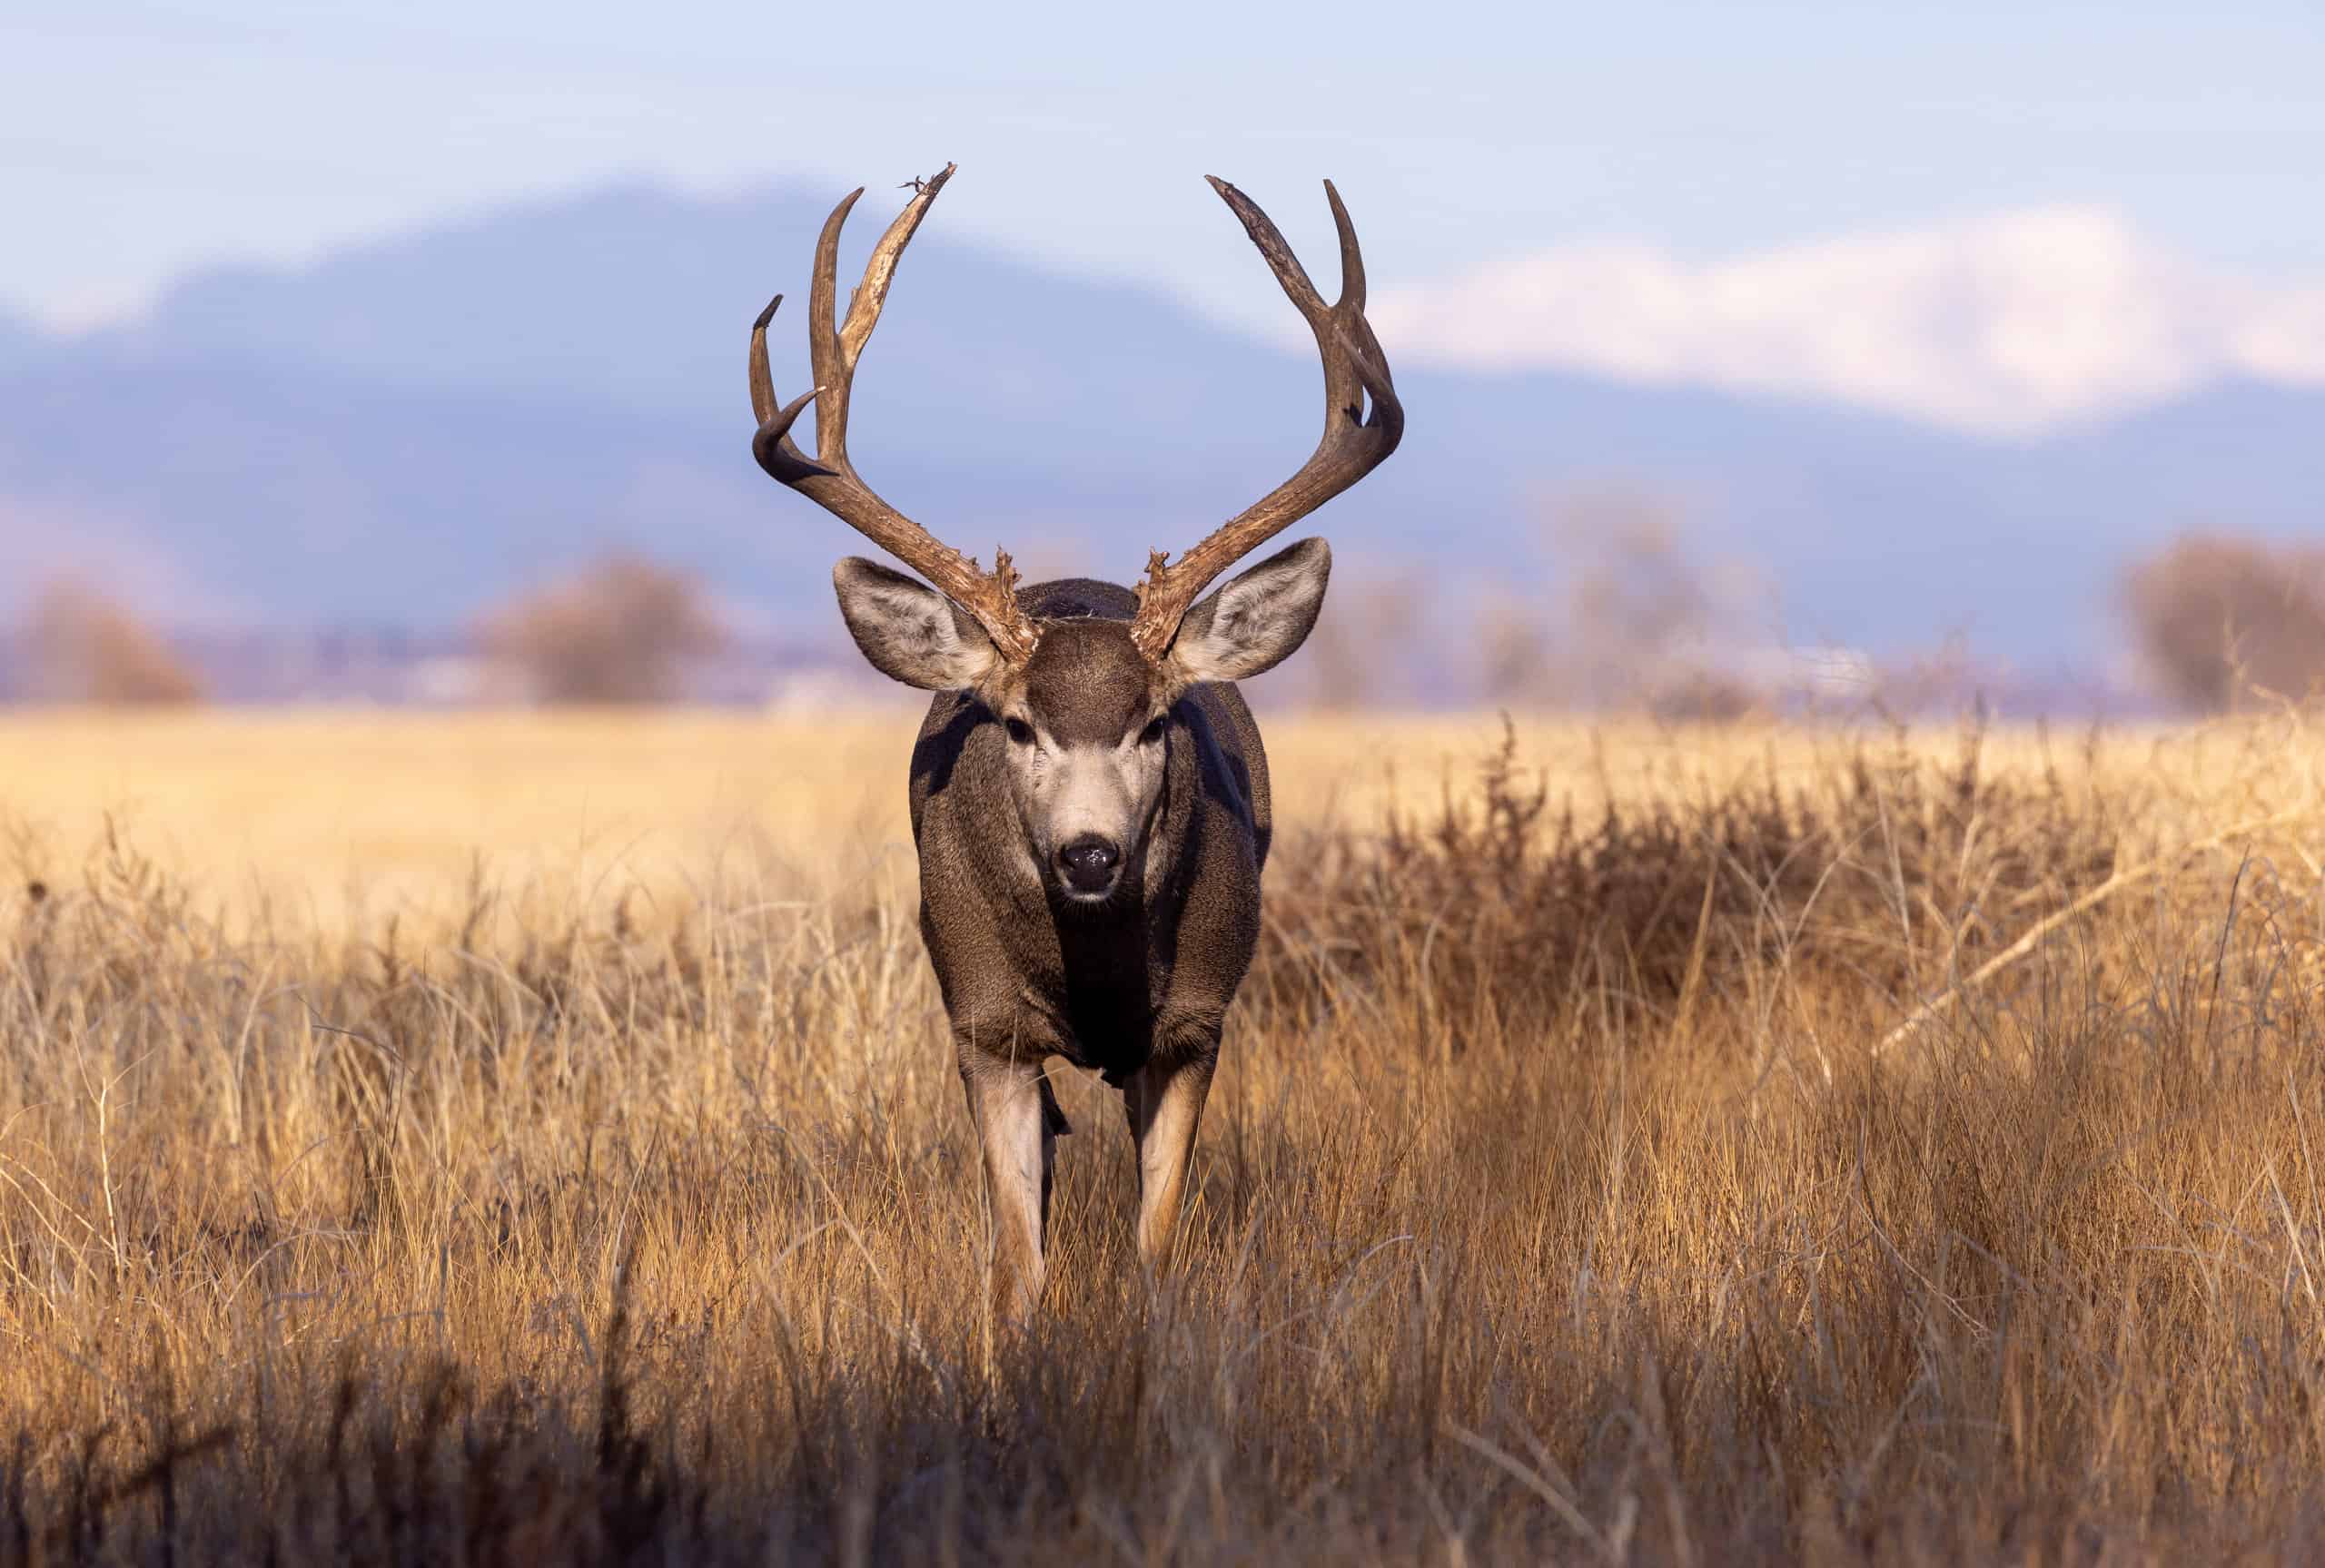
4,707,2325,1563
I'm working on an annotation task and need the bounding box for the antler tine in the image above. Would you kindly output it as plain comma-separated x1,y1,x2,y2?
803,186,864,474
748,295,819,455
747,163,1040,665
1129,178,1405,663
1326,180,1366,311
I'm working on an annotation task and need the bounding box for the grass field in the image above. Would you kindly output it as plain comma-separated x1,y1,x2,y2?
3,705,2324,1563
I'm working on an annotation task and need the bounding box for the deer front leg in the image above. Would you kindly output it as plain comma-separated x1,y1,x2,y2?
962,1055,1061,1324
1121,1047,1217,1272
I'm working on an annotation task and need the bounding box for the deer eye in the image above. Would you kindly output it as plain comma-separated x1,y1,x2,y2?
1004,717,1035,746
1139,717,1166,746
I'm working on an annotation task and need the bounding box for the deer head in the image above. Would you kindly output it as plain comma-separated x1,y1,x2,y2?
748,165,1402,904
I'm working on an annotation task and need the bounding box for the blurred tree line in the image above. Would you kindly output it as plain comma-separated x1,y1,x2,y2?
7,524,2322,714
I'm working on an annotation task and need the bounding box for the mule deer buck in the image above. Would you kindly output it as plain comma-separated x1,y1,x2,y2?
747,163,1403,1318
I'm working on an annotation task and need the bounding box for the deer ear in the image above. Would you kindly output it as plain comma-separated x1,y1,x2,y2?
1168,538,1331,685
832,557,1001,691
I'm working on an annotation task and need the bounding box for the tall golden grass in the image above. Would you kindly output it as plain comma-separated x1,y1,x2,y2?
2,708,2323,1563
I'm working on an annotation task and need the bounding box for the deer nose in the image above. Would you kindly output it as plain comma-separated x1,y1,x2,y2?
1056,835,1122,893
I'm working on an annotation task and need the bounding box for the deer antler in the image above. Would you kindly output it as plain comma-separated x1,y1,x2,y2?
1127,178,1405,662
748,163,1041,665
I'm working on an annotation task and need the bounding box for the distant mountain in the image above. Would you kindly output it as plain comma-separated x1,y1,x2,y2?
0,307,31,366
2,183,2320,678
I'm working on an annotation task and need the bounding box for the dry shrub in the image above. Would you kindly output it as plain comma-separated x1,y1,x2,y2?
1257,720,2116,1049
1644,667,1766,724
1489,491,1775,717
2126,531,2325,711
1477,591,1552,707
1558,492,1711,706
1301,574,1423,710
5,723,2325,1563
20,580,204,705
477,553,724,705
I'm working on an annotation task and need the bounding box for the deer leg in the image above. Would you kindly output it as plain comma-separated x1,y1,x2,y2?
1121,1050,1217,1272
962,1057,1057,1324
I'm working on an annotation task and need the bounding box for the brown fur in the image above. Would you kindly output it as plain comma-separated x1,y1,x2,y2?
911,577,1270,1078
907,577,1273,1315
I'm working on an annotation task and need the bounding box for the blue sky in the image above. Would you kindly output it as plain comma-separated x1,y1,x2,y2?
6,1,2324,434
5,0,2320,326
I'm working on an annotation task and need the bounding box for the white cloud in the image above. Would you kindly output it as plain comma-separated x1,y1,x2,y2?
1370,208,2325,437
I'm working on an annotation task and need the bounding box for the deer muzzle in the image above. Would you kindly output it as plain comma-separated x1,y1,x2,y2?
1056,834,1123,898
